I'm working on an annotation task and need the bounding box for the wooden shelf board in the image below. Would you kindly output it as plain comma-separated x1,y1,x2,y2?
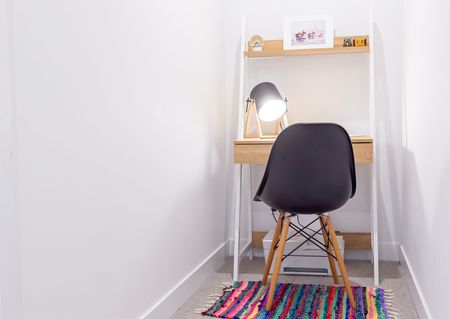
246,36,370,58
235,135,373,145
252,231,371,250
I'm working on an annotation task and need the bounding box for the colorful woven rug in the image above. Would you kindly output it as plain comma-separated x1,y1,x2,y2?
199,281,396,319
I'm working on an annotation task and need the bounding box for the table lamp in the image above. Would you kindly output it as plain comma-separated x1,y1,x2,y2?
244,82,288,138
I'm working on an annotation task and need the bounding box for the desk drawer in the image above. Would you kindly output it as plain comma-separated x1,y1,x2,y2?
234,144,272,164
234,142,373,164
352,142,373,164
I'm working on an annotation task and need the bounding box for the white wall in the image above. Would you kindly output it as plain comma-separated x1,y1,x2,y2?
0,0,21,317
6,0,439,317
371,0,404,262
224,0,404,261
9,0,227,318
402,0,450,317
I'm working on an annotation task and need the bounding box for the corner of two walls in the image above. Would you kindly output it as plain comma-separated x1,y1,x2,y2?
400,0,450,318
0,0,21,316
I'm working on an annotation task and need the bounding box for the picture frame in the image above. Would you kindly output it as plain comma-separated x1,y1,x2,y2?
283,15,334,50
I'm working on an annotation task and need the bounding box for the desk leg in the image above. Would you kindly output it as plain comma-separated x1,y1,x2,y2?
247,164,253,261
371,165,379,286
233,164,243,282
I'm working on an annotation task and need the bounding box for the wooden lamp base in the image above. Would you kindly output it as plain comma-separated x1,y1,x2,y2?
243,99,288,139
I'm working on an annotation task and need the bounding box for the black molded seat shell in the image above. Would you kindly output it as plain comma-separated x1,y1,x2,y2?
254,123,356,214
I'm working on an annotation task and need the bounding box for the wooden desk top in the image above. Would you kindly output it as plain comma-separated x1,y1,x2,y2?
234,135,373,164
235,135,373,145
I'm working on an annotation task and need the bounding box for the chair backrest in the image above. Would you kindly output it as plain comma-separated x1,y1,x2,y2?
254,123,356,214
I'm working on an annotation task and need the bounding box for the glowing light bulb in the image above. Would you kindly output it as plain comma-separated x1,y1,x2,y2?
258,100,287,122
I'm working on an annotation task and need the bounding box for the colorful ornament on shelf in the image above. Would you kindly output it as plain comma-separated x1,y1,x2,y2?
249,35,264,52
343,37,368,47
354,38,367,46
343,37,353,47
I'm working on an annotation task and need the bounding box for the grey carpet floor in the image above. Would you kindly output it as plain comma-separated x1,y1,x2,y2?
172,257,418,319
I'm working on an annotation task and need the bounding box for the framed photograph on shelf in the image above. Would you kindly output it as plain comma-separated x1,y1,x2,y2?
283,15,334,50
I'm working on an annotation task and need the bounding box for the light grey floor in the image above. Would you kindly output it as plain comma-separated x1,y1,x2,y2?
172,257,418,319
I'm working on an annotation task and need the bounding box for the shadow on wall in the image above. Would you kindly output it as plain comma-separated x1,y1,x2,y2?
373,25,402,258
402,147,450,319
431,160,450,318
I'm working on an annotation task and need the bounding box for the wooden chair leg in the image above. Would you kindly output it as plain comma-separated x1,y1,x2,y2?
326,216,356,309
262,212,285,285
265,217,290,311
319,216,339,284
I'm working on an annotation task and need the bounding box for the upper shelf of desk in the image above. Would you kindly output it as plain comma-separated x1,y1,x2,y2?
245,36,370,58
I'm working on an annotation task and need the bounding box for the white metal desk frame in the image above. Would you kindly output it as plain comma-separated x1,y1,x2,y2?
232,15,379,286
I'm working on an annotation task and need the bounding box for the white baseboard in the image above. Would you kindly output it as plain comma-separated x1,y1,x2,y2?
140,242,227,319
400,245,432,319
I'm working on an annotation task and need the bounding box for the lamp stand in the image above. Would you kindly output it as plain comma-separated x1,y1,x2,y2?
243,99,288,139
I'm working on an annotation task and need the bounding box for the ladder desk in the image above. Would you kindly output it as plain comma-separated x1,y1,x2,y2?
232,135,378,285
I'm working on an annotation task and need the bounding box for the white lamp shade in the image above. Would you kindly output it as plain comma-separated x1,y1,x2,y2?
250,82,287,122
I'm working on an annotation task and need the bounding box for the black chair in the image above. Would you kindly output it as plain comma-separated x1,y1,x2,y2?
255,123,357,311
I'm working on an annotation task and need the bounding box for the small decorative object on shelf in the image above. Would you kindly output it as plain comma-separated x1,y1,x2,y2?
283,15,334,50
354,38,367,46
342,37,367,47
343,37,354,47
249,35,264,52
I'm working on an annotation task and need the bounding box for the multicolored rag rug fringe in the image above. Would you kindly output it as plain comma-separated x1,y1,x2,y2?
199,281,397,319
